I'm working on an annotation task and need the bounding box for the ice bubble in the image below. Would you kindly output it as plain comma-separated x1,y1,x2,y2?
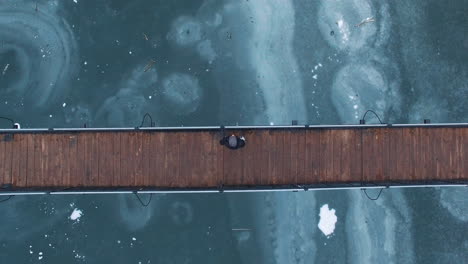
161,73,202,115
167,16,202,46
95,88,147,127
117,194,155,231
196,40,217,63
64,104,92,126
169,201,193,225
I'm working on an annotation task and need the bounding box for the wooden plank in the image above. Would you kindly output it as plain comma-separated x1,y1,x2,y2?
11,134,22,187
269,130,284,185
407,128,419,181
119,132,134,187
164,132,180,187
141,132,152,187
49,134,62,187
456,127,467,179
431,128,445,181
3,134,13,184
74,133,86,187
337,129,361,182
461,127,468,179
68,134,80,187
179,132,195,188
239,130,258,186
97,132,114,187
39,134,50,187
82,133,92,186
330,129,342,182
290,129,305,186
30,134,42,187
193,131,205,187
117,132,128,187
417,127,428,181
280,130,294,185
259,130,275,185
197,131,221,187
437,128,457,181
304,129,321,184
319,129,333,183
350,129,363,182
446,128,459,180
24,134,34,188
60,133,71,187
362,128,384,182
111,133,122,187
248,131,261,186
393,128,409,181
381,128,393,182
148,132,166,187
412,127,426,181
206,131,223,187
130,132,143,187
0,135,4,185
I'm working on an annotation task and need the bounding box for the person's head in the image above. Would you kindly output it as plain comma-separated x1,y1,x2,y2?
228,135,237,148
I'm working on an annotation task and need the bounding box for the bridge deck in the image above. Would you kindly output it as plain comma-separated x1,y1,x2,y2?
0,126,467,191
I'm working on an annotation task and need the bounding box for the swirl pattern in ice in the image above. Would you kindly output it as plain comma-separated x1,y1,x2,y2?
0,0,78,107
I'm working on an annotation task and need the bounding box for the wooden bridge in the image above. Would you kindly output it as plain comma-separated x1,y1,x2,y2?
0,124,467,193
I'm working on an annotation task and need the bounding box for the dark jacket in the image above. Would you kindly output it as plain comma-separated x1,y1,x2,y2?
220,136,245,150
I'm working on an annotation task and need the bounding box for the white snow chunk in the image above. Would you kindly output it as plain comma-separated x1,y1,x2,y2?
318,204,337,237
312,74,318,80
69,208,83,221
73,0,78,3
132,237,136,241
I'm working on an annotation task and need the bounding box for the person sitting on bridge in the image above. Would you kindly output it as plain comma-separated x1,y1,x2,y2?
220,134,245,150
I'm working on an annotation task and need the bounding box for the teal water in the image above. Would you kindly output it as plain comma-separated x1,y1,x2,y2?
1,0,467,263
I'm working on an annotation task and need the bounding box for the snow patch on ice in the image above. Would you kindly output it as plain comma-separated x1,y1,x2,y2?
69,208,82,221
318,204,337,237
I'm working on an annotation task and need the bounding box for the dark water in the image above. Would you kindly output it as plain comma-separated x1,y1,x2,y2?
1,0,467,263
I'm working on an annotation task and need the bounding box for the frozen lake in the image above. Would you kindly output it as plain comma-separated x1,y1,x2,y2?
0,0,467,263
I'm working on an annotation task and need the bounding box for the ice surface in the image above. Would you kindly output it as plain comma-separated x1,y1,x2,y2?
345,189,414,263
236,192,317,264
242,0,306,124
439,188,468,222
332,64,388,122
